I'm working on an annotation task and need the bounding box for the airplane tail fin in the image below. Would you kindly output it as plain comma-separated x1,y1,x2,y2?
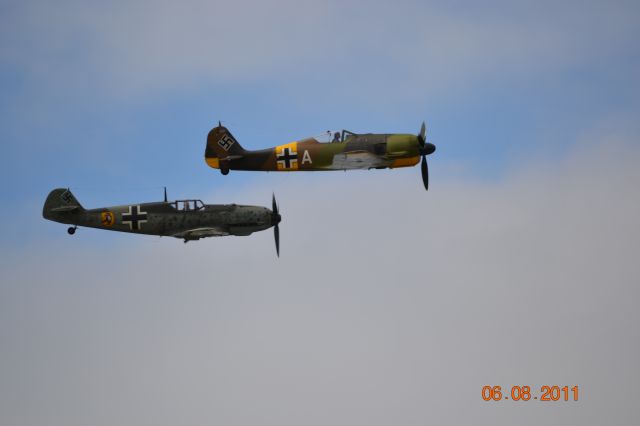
204,123,247,168
43,188,85,220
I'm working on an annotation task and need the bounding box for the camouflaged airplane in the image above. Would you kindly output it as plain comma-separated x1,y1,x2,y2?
43,188,283,255
205,122,437,190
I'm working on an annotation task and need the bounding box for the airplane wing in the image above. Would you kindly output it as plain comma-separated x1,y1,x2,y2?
330,151,390,170
172,227,230,240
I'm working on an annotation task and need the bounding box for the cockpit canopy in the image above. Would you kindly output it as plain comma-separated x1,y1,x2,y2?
341,130,357,142
170,199,205,211
315,130,358,143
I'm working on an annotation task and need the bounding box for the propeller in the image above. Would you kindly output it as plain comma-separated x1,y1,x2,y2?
417,121,436,191
272,193,282,257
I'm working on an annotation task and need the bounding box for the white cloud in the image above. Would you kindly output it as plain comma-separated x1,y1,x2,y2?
1,124,639,425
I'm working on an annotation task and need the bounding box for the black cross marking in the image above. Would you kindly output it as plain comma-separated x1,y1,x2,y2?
277,147,297,169
122,205,148,231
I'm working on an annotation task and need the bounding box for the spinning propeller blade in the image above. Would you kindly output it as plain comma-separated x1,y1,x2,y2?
272,193,281,257
417,122,435,191
274,223,280,257
419,121,426,146
421,155,429,191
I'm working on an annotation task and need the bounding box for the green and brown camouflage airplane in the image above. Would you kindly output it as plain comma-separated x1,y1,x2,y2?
43,188,283,255
204,122,437,190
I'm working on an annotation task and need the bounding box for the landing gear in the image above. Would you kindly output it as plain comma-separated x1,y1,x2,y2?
220,162,230,175
67,226,77,235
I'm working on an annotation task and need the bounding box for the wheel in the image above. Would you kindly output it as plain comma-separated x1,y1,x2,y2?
67,227,76,235
220,166,229,176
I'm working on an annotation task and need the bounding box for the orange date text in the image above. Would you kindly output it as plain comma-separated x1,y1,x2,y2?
481,385,579,401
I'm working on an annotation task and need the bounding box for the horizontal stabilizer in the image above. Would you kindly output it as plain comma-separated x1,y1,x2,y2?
50,205,81,212
218,154,244,161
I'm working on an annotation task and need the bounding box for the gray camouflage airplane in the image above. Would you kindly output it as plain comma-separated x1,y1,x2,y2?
43,188,283,255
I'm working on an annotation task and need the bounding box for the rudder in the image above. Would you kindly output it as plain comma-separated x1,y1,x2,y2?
205,123,246,168
43,188,84,219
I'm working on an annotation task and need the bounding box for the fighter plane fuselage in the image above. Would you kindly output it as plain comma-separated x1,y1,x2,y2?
43,188,278,241
204,125,435,174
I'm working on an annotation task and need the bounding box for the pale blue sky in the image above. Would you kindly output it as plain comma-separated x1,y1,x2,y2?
1,0,637,215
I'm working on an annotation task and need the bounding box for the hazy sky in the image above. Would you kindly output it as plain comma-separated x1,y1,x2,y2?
1,1,639,425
